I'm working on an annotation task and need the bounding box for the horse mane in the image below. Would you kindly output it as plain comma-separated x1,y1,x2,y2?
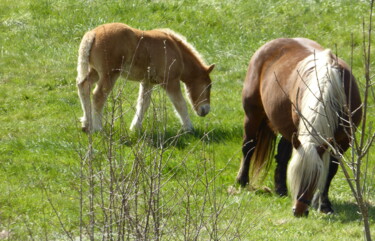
297,49,345,144
157,28,208,67
288,49,346,200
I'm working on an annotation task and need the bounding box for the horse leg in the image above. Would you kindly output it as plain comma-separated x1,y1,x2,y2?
236,108,264,187
163,81,193,131
130,81,153,131
92,72,118,131
312,156,338,214
313,138,351,214
77,69,99,133
274,137,292,196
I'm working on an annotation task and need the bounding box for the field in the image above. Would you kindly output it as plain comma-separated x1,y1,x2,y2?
0,0,374,240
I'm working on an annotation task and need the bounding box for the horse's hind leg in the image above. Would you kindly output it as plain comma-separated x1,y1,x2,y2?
237,107,264,187
92,72,119,131
130,81,153,131
77,69,99,132
274,137,292,196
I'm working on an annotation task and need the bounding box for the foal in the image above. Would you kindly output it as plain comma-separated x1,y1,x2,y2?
76,23,214,133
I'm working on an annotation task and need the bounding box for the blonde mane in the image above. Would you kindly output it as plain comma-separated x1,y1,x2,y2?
297,49,345,144
288,49,346,201
158,28,207,67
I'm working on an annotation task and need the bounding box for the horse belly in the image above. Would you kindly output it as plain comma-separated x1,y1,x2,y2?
120,62,151,81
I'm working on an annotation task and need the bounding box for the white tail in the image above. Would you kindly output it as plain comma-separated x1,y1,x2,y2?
288,49,346,200
76,31,96,132
76,31,95,84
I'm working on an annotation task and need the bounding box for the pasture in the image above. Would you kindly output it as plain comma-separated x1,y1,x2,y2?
0,0,374,240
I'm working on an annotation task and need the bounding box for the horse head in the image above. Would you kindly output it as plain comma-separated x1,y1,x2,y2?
186,64,215,117
290,133,331,217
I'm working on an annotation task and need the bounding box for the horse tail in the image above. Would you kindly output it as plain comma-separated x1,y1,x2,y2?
250,120,276,184
76,31,96,84
287,49,345,201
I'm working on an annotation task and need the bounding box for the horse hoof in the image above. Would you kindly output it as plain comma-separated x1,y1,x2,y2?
236,175,249,187
320,205,334,214
81,126,90,133
275,186,288,197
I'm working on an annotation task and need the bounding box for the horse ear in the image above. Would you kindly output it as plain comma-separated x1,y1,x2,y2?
207,64,215,74
291,132,301,149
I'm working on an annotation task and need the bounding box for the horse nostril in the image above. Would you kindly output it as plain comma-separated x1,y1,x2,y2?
293,208,298,217
198,104,210,116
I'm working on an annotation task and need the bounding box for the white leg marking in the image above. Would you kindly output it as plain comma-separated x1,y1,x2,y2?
167,88,193,131
77,80,92,132
130,82,153,131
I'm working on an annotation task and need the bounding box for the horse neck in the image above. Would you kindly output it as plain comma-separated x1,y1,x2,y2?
298,50,346,144
174,42,206,84
181,56,206,84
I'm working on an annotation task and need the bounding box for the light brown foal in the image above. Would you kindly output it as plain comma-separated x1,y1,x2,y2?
76,23,214,133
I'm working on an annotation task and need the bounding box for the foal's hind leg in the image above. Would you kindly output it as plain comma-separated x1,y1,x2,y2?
130,81,153,131
92,72,119,131
77,70,99,132
274,137,292,196
237,107,264,187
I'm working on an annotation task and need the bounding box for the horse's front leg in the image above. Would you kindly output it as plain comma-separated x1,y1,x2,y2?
164,81,193,131
130,81,153,131
312,156,339,214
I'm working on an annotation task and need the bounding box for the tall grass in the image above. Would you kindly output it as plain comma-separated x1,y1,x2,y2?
72,83,255,240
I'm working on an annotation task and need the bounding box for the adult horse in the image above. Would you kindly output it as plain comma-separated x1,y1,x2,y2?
76,23,215,133
237,38,362,217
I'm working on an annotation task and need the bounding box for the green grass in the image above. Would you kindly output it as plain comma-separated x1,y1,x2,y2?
0,0,374,240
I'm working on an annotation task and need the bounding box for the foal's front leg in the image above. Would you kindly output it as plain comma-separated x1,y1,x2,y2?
165,81,193,131
130,81,153,131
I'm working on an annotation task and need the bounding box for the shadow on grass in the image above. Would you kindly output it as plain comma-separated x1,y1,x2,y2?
122,124,243,149
324,200,375,223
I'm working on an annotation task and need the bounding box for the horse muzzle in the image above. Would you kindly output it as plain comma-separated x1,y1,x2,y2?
196,104,210,117
292,198,311,217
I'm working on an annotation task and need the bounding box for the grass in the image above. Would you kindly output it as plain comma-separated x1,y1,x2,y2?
0,0,374,240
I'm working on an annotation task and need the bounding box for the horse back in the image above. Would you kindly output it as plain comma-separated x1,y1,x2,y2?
243,38,362,143
88,23,183,83
244,39,314,102
243,38,323,140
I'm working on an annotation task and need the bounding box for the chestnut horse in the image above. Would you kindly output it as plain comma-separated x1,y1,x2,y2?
237,38,362,217
76,23,214,133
